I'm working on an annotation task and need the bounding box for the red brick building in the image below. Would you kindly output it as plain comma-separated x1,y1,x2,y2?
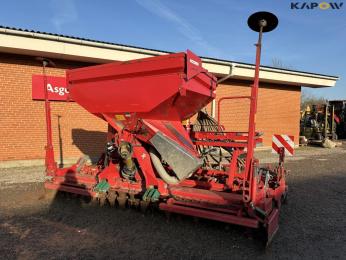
0,26,338,165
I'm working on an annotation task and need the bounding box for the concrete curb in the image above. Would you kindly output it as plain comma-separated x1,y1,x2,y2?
0,158,79,169
0,146,300,169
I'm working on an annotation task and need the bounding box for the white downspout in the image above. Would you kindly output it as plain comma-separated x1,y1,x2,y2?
212,64,236,118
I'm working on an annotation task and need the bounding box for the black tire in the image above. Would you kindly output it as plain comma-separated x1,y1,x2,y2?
332,133,338,140
315,133,323,141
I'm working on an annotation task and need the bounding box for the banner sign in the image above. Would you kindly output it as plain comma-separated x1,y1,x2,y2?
32,75,72,101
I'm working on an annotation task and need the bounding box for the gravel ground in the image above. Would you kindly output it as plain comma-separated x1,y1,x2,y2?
0,143,345,259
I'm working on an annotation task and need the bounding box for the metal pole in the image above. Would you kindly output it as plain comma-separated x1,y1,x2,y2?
324,103,328,139
243,24,264,202
331,105,335,139
42,61,56,174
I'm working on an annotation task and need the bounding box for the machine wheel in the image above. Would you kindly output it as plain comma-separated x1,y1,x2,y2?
315,133,323,141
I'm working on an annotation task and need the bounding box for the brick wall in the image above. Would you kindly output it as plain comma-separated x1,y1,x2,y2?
215,80,301,146
0,53,107,162
0,53,301,162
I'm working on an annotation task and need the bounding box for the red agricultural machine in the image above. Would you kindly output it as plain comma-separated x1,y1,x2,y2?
42,12,287,244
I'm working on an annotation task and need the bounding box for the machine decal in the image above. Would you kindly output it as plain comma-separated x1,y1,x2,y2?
189,58,200,66
115,114,126,121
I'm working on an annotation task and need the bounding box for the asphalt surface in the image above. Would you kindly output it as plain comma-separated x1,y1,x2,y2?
0,143,345,259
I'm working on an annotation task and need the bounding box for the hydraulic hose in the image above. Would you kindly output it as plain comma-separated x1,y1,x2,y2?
149,147,180,185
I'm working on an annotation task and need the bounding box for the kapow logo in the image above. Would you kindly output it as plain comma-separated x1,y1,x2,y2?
291,2,343,9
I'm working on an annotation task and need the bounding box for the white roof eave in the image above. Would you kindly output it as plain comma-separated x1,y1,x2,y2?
0,27,339,88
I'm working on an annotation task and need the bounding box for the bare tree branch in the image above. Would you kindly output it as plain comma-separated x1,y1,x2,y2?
301,89,326,110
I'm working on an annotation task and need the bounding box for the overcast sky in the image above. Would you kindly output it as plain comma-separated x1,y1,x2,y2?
1,0,345,99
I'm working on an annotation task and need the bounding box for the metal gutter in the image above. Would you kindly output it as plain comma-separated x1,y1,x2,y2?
201,57,338,81
0,26,168,57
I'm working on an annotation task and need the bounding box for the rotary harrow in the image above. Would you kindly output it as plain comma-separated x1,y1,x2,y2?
42,12,287,244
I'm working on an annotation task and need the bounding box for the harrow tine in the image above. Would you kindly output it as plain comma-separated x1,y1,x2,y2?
107,191,117,207
90,196,99,207
99,195,106,207
117,192,127,209
128,193,140,208
140,201,149,213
